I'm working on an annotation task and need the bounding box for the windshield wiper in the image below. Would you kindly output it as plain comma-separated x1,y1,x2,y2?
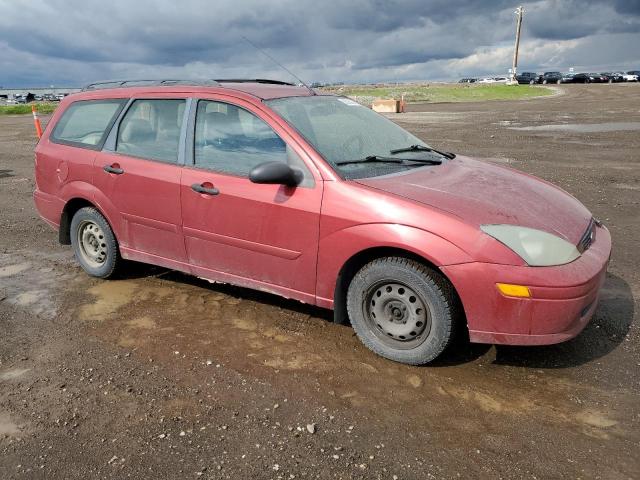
390,144,456,159
335,155,442,166
335,155,404,166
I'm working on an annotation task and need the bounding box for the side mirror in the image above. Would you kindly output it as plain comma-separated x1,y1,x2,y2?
249,161,303,187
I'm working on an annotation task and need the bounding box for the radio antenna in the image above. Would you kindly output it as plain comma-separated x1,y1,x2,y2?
241,35,316,95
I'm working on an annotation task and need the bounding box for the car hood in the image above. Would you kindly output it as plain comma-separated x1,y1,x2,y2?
354,156,592,244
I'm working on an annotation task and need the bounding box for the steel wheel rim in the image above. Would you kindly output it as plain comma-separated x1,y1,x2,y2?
77,220,108,268
363,281,432,350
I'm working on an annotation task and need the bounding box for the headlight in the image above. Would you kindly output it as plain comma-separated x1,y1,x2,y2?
481,225,580,266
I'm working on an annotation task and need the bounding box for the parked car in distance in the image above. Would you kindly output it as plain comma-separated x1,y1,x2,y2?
560,73,576,83
538,72,563,84
33,79,612,365
566,73,593,84
458,78,477,83
586,73,607,83
515,72,538,84
602,72,624,83
624,71,639,82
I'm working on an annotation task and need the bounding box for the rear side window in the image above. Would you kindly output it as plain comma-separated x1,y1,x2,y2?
116,99,185,164
51,99,125,148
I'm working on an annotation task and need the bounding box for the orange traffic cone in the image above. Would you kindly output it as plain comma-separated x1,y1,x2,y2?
32,104,43,139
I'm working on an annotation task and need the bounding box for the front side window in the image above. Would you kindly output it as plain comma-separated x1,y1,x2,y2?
116,99,185,164
52,99,125,148
194,100,310,180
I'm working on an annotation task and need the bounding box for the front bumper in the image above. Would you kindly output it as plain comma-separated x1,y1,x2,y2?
441,224,611,345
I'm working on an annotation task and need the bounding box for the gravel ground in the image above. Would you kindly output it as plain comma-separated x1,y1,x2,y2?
0,84,638,479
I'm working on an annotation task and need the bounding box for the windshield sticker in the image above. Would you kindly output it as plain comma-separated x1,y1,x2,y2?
337,98,361,106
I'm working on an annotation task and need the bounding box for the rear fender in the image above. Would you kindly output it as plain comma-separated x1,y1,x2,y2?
59,181,124,241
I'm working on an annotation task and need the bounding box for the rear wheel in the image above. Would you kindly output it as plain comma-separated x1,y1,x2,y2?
70,207,120,278
346,257,457,365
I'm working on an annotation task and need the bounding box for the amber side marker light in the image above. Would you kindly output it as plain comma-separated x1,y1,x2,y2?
496,283,531,298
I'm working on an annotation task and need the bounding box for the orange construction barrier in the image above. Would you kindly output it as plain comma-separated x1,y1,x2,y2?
32,105,43,138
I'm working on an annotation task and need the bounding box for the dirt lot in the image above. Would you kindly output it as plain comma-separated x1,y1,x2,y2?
0,84,638,479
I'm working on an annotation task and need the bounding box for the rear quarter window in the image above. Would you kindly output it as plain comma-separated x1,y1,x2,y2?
51,99,125,149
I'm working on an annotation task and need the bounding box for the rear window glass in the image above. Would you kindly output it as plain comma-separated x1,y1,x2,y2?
52,99,125,147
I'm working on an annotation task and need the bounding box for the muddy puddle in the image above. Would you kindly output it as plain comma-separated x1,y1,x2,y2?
1,248,635,445
508,122,640,133
0,251,78,320
76,271,631,441
0,412,21,437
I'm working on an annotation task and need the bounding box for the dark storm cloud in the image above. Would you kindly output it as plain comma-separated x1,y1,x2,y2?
611,0,640,15
0,0,638,87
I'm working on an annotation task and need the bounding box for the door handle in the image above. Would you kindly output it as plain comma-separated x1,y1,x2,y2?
191,183,219,196
103,164,124,175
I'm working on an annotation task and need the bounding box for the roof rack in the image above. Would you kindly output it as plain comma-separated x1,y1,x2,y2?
214,78,296,86
81,78,296,91
81,79,221,91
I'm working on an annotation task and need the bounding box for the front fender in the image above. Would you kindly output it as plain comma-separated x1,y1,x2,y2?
315,223,473,307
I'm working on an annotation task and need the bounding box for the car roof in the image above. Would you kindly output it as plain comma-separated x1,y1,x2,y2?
77,79,317,101
217,81,314,99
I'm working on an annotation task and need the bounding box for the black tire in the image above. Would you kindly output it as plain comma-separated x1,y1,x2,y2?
556,80,561,84
346,257,457,365
542,79,548,84
70,207,120,278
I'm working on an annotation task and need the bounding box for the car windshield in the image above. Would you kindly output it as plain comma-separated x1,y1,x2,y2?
266,95,446,179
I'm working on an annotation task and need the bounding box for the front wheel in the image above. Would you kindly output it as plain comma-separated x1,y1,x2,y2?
70,207,121,278
346,257,457,365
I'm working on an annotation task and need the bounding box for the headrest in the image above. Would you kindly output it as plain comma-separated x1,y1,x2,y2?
120,119,154,143
201,112,223,141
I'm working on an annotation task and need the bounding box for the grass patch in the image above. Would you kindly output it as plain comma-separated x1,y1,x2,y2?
0,103,59,115
320,83,554,104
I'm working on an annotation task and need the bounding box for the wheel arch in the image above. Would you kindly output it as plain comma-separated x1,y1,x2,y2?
58,181,123,246
59,197,96,244
332,246,462,326
59,195,120,246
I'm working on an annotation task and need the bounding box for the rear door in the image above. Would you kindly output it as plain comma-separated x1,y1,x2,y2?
94,96,189,264
180,96,323,303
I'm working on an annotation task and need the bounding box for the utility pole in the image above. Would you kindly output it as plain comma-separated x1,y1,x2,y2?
509,6,524,85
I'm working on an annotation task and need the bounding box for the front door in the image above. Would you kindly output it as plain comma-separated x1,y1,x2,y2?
180,98,322,303
94,97,188,264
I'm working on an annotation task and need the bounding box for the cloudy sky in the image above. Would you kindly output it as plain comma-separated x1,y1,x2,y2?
0,0,639,87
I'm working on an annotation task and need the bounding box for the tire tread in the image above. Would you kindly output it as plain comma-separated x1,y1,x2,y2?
346,257,459,364
70,207,120,279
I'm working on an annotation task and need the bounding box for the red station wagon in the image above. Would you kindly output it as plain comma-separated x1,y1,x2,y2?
34,79,611,364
